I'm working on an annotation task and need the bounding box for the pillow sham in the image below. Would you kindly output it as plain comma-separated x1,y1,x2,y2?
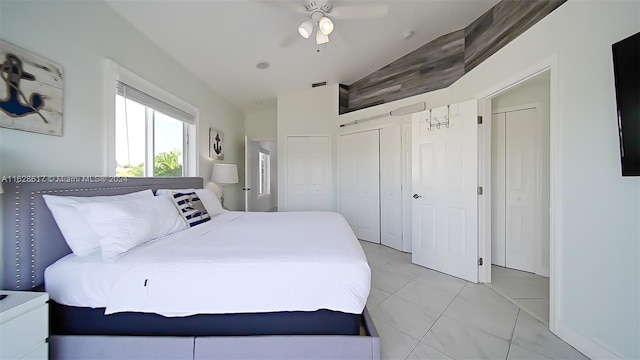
43,189,154,256
73,195,187,259
156,188,226,216
170,192,211,227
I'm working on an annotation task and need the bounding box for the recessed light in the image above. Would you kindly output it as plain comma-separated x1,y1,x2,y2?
256,61,270,70
402,31,414,40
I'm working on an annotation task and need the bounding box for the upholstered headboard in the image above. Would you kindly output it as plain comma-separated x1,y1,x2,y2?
2,177,203,290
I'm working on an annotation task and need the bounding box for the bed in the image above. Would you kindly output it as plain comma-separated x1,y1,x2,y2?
1,177,380,360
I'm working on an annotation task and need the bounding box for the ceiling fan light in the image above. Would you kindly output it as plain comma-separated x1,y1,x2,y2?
319,16,334,35
316,30,329,45
298,21,313,39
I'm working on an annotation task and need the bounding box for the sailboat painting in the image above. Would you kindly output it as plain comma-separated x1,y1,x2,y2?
0,40,64,136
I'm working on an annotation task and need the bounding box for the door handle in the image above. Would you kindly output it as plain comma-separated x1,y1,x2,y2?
413,194,422,199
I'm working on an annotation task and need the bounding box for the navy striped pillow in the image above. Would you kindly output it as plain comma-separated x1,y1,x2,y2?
171,192,211,227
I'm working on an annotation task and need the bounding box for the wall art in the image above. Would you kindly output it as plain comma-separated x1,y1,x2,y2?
0,40,64,136
209,128,224,160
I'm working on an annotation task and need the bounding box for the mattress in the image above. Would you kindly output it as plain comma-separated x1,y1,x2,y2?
45,211,371,317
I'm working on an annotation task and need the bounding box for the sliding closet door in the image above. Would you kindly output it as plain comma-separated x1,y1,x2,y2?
339,130,380,243
380,124,403,250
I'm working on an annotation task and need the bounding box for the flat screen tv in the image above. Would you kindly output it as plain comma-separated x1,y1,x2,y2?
612,32,640,176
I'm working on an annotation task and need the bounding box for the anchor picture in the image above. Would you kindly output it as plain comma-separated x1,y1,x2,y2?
0,40,64,136
209,128,224,160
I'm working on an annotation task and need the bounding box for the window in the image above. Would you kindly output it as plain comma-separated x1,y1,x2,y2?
258,149,270,197
106,60,197,177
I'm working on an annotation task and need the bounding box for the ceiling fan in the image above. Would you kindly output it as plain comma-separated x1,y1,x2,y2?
282,1,390,46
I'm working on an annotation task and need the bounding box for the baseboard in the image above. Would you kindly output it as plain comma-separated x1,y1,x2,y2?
555,320,624,359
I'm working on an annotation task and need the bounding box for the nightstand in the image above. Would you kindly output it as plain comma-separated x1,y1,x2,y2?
0,290,49,360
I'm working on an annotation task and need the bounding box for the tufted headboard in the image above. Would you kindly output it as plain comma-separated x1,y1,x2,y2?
2,177,203,290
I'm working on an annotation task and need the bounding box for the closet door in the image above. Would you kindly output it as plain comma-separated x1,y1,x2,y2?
380,124,403,250
505,108,538,273
339,131,380,243
286,136,332,211
491,108,539,274
491,113,507,266
401,122,413,252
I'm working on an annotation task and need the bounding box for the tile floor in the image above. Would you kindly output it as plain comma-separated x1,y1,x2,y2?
488,265,550,326
359,241,587,360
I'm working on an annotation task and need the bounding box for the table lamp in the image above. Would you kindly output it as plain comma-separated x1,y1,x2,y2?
211,163,238,208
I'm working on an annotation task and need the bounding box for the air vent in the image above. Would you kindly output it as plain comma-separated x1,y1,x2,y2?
312,81,327,88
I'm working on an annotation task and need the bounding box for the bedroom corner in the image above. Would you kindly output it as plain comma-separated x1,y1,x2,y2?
0,0,245,210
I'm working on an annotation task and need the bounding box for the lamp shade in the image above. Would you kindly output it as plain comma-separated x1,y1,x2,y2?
318,17,334,35
211,163,238,184
316,30,329,45
298,21,313,39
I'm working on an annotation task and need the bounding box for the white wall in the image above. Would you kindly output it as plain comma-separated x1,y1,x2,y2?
277,85,338,211
245,106,277,141
0,1,245,285
452,3,638,358
278,1,639,358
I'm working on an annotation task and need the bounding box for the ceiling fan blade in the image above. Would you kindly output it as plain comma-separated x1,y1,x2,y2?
330,5,389,19
258,0,307,14
279,32,300,48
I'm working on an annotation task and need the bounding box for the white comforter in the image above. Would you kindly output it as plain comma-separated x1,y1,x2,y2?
45,211,371,317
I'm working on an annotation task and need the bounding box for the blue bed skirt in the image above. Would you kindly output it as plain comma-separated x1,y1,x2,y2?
50,301,362,336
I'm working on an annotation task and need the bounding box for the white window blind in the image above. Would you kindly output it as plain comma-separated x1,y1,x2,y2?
116,81,195,125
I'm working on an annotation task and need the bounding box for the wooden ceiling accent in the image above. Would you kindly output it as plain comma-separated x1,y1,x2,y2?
339,0,566,114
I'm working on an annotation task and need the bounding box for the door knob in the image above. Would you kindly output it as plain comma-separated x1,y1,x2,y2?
413,194,422,199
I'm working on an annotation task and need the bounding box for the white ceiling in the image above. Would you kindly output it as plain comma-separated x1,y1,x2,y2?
105,0,500,113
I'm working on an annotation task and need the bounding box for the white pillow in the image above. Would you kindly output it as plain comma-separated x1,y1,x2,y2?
73,195,187,259
156,188,226,216
43,190,154,256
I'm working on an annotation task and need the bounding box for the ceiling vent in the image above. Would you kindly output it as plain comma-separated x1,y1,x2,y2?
256,61,270,70
312,81,327,88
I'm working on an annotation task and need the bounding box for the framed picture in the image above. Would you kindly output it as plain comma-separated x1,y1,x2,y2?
0,40,64,136
209,128,224,160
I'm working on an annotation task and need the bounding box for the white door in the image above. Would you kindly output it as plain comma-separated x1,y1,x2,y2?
339,134,359,239
493,108,539,273
244,136,251,211
286,136,332,211
401,122,413,252
339,130,380,243
380,125,403,250
491,113,507,266
244,136,260,212
412,100,479,282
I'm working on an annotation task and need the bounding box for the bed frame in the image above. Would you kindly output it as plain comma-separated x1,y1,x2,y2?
1,177,380,360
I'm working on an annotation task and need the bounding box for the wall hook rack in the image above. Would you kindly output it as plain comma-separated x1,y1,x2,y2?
425,105,450,131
